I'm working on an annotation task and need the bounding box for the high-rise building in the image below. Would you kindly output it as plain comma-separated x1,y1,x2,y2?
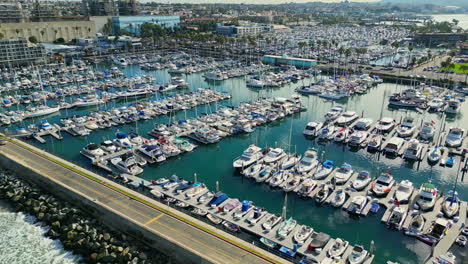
31,0,59,22
0,1,24,23
0,38,46,66
82,0,137,16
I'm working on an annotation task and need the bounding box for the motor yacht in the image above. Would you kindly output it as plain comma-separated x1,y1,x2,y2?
403,139,423,160
277,217,297,238
334,163,353,185
371,170,396,196
113,132,133,148
352,171,372,191
303,122,323,137
442,191,460,218
427,146,442,163
100,140,117,153
262,214,282,231
415,182,438,211
293,225,313,244
137,144,166,163
330,189,347,208
263,148,286,164
419,121,436,140
394,180,414,203
445,127,465,147
445,99,460,114
397,117,416,138
233,144,263,169
314,160,334,180
110,153,144,175
335,111,358,126
375,117,395,133
328,238,349,258
80,143,105,159
348,130,368,147
347,195,367,215
296,149,319,174
367,133,383,151
324,106,344,121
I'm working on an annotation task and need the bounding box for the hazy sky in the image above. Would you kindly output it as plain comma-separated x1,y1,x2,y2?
141,0,380,3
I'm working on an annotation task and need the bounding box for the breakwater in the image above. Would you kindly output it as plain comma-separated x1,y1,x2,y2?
0,171,172,264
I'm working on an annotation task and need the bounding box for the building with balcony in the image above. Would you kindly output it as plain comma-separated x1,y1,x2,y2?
0,38,46,66
216,23,272,36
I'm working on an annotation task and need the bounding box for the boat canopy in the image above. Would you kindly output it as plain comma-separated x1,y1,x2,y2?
116,132,127,139
323,160,334,168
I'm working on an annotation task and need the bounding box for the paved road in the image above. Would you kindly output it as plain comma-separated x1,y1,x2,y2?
0,139,288,264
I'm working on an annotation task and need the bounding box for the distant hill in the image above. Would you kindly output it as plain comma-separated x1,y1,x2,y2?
381,0,468,9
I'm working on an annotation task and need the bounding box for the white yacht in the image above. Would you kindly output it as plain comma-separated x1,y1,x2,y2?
204,71,225,81
375,117,395,133
394,180,414,203
445,127,465,147
353,118,373,131
387,206,407,230
415,182,438,211
347,196,367,215
419,121,436,140
113,132,133,148
397,117,416,138
138,144,166,163
428,98,445,112
352,171,372,191
100,140,117,153
233,145,263,169
427,146,442,163
348,245,368,264
445,99,460,114
263,148,286,164
371,170,396,196
348,130,368,147
110,153,144,175
334,163,353,185
403,139,423,160
23,105,60,119
194,127,221,144
324,106,344,121
296,149,319,174
303,122,323,137
80,143,105,159
336,111,358,126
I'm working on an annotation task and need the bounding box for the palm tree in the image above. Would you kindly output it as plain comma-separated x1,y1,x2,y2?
407,44,414,68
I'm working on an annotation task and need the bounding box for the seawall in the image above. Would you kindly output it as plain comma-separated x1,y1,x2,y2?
0,136,286,264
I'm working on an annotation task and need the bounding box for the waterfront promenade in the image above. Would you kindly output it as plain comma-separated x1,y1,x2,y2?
0,135,288,264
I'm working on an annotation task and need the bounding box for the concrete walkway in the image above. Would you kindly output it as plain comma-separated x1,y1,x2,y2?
0,137,289,264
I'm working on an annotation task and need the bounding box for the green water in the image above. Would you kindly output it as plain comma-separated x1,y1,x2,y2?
10,65,468,263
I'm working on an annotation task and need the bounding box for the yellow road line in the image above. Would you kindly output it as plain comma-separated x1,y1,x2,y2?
144,214,164,226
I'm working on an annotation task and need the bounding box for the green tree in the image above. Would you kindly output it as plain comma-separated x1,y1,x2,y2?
103,18,113,35
28,36,38,43
459,65,468,83
0,32,4,39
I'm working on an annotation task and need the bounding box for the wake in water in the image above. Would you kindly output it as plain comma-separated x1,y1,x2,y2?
0,203,81,264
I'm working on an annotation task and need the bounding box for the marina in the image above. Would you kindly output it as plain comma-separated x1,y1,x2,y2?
1,59,467,263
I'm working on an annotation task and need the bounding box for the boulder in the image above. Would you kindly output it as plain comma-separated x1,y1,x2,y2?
103,233,111,241
51,221,61,231
90,253,98,263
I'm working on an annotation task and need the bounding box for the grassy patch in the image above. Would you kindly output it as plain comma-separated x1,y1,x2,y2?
440,62,468,73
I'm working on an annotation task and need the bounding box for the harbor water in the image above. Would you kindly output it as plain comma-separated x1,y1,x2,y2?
4,64,467,263
0,200,80,264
